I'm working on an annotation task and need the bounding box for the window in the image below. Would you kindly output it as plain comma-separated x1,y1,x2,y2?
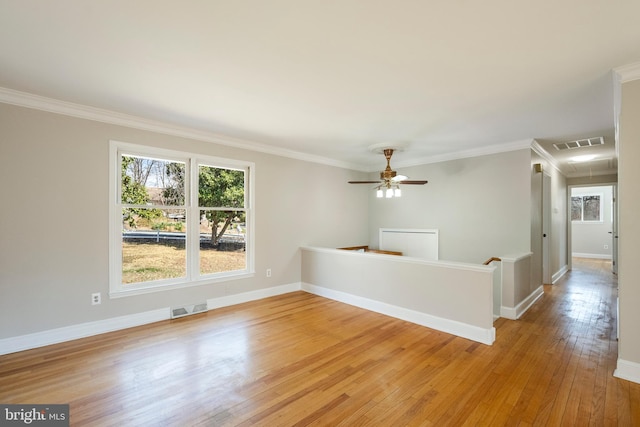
571,194,602,222
109,141,254,297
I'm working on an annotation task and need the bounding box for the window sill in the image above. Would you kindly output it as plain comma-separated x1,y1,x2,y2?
109,271,255,299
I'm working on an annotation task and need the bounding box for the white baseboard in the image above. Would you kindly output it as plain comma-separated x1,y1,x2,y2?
572,252,612,260
302,282,495,345
614,359,640,385
552,265,569,284
501,285,544,320
0,308,169,356
0,283,302,356
207,282,301,309
1,281,495,354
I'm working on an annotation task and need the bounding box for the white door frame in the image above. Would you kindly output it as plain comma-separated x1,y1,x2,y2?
612,184,618,274
542,172,552,285
567,182,617,270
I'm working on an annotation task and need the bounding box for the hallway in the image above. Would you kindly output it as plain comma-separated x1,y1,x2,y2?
490,257,629,424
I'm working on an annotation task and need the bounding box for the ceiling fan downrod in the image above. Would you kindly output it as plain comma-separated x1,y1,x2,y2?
380,149,397,181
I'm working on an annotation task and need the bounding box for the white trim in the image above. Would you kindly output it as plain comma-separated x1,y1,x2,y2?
207,283,301,309
302,282,495,345
530,140,563,174
571,191,605,223
571,252,612,260
0,283,302,356
303,246,494,273
387,138,534,171
613,68,622,160
564,169,618,179
0,87,548,172
613,61,640,84
613,62,640,161
109,273,256,299
500,306,517,320
501,285,544,320
0,280,499,355
0,86,360,171
614,359,640,385
109,140,256,296
552,264,570,284
500,252,534,263
0,308,169,356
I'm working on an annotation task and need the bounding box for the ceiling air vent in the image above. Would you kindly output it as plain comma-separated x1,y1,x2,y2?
553,137,604,151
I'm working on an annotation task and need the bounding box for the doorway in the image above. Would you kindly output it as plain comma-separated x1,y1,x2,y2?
542,173,551,285
568,184,617,273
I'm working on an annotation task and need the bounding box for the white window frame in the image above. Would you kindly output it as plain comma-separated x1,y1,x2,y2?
571,192,604,223
109,140,255,298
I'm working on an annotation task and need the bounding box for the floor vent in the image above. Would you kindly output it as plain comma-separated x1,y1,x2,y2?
171,302,208,319
553,137,604,151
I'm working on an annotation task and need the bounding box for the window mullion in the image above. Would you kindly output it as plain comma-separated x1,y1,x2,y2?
188,157,199,279
110,140,253,296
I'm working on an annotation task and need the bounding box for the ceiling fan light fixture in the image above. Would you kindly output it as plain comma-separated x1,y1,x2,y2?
348,147,427,197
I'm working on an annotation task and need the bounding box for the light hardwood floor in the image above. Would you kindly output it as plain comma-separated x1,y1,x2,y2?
1,258,639,426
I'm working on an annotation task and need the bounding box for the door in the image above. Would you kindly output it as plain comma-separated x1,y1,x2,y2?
542,173,552,285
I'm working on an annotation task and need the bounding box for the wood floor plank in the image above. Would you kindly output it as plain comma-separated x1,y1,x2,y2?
1,258,639,425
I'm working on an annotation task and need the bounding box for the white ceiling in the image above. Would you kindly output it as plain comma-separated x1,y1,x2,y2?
1,1,638,174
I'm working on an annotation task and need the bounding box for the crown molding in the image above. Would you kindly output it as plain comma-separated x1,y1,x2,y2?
611,62,640,159
386,138,535,171
530,140,563,174
613,61,640,84
564,169,618,179
0,86,555,173
0,86,362,171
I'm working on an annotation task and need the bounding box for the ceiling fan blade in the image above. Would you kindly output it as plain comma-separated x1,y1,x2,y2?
392,174,408,182
348,148,428,187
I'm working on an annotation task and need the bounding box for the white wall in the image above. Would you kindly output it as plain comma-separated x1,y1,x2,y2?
367,149,532,264
550,163,568,279
499,253,541,320
301,247,495,344
530,151,544,287
0,103,369,339
530,149,569,286
571,185,614,259
0,100,572,352
616,77,640,381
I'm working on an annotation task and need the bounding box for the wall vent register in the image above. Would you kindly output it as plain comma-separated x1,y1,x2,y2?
171,302,208,319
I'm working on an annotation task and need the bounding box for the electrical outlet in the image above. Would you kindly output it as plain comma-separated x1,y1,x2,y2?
266,268,272,277
604,244,609,249
91,292,101,305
